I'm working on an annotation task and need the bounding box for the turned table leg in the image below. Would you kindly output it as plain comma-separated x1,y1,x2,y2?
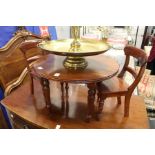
65,83,69,118
40,78,52,111
86,83,96,122
60,82,65,114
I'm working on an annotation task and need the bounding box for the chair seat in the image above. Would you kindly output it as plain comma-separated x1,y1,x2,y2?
97,77,129,96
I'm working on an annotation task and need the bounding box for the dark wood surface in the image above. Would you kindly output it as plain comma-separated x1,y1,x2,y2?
0,108,8,128
33,54,119,83
1,80,149,129
0,30,42,90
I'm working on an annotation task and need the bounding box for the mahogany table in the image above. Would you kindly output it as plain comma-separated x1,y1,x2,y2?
1,81,149,128
32,54,119,121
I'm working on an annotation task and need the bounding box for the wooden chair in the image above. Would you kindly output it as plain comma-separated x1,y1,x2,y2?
97,45,148,118
19,40,43,94
19,41,68,113
19,40,53,110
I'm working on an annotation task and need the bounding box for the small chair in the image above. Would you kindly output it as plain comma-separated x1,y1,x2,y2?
19,40,68,114
20,40,55,110
19,40,43,94
97,45,148,118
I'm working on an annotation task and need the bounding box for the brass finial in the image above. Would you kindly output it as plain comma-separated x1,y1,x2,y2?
69,26,81,52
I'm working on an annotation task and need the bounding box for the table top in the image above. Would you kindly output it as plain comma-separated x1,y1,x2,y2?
1,80,149,129
33,54,119,83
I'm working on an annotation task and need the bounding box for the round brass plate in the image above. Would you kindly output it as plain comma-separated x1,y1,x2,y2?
38,38,110,70
38,38,110,56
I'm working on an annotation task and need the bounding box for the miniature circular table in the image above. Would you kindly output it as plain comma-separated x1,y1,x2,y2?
33,54,119,121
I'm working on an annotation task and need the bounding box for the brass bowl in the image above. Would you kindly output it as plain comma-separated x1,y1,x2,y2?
39,38,110,56
38,38,110,70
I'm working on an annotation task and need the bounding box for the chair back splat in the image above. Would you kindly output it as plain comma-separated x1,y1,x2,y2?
118,45,148,92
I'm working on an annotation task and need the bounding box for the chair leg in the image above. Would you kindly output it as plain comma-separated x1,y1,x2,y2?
124,94,132,117
95,94,106,121
40,78,52,110
98,95,106,114
117,96,121,105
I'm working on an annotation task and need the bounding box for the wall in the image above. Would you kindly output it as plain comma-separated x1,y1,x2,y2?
56,26,70,39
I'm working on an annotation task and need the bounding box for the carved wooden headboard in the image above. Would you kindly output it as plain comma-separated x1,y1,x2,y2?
0,30,42,91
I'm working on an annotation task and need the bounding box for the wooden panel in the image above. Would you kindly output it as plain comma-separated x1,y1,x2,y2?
0,31,42,90
9,112,38,129
1,79,149,129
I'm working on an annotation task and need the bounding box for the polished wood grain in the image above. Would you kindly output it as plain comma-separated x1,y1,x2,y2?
97,45,148,118
1,80,149,128
33,54,119,83
0,30,42,92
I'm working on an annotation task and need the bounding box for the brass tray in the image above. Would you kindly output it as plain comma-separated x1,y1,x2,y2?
38,38,110,56
38,38,110,70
